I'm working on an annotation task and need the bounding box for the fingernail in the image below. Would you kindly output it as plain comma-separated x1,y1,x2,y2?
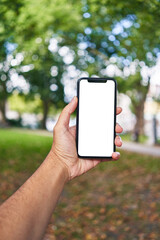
117,135,122,141
115,152,120,157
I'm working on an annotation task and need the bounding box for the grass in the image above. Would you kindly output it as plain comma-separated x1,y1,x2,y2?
157,139,160,145
0,128,160,239
0,128,52,173
121,133,148,143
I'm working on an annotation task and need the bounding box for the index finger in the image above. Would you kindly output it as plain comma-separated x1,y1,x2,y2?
116,107,122,115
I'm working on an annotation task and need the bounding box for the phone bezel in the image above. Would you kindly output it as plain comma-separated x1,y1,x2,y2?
76,77,117,159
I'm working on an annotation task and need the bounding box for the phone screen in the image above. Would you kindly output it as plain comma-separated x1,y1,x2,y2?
77,78,116,158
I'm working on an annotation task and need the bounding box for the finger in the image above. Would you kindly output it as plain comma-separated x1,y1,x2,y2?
115,135,122,147
57,97,78,128
116,123,123,133
112,152,120,160
116,107,122,115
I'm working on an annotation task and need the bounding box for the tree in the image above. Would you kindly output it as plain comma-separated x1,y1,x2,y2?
0,0,83,126
14,0,84,128
118,70,150,140
75,0,160,139
0,0,24,124
21,40,65,129
1,0,160,133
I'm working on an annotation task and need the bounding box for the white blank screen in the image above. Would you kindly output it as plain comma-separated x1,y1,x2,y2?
78,79,116,157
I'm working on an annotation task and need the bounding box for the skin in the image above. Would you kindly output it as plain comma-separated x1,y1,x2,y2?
0,96,123,240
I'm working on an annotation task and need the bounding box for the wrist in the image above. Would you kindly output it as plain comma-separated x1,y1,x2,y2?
46,150,70,183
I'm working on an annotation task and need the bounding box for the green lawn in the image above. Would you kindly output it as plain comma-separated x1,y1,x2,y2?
0,129,160,240
121,133,148,144
0,128,52,173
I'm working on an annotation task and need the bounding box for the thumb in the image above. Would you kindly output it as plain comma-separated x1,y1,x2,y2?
57,96,78,129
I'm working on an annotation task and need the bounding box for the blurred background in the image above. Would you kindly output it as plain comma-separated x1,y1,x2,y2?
0,0,160,239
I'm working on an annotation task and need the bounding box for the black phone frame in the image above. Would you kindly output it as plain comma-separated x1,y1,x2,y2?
76,77,117,159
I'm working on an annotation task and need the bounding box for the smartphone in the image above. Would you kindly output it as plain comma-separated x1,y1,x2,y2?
76,77,117,158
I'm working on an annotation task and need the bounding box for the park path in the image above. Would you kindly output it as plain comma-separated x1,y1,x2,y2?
122,141,160,158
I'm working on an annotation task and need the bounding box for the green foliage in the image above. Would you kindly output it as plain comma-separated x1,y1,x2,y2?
15,0,83,47
0,0,84,125
1,0,160,128
117,71,149,114
21,42,65,106
85,0,160,62
8,93,42,114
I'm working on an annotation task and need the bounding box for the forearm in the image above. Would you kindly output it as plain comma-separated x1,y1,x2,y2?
0,151,68,240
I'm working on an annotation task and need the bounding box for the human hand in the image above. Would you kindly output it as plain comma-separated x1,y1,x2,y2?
51,96,123,181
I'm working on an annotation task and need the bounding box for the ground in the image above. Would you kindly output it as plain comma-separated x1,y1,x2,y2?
0,129,160,240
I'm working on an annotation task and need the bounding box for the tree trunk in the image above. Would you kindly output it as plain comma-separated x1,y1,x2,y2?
153,115,158,144
133,98,145,141
41,101,49,129
132,79,150,142
0,99,8,125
